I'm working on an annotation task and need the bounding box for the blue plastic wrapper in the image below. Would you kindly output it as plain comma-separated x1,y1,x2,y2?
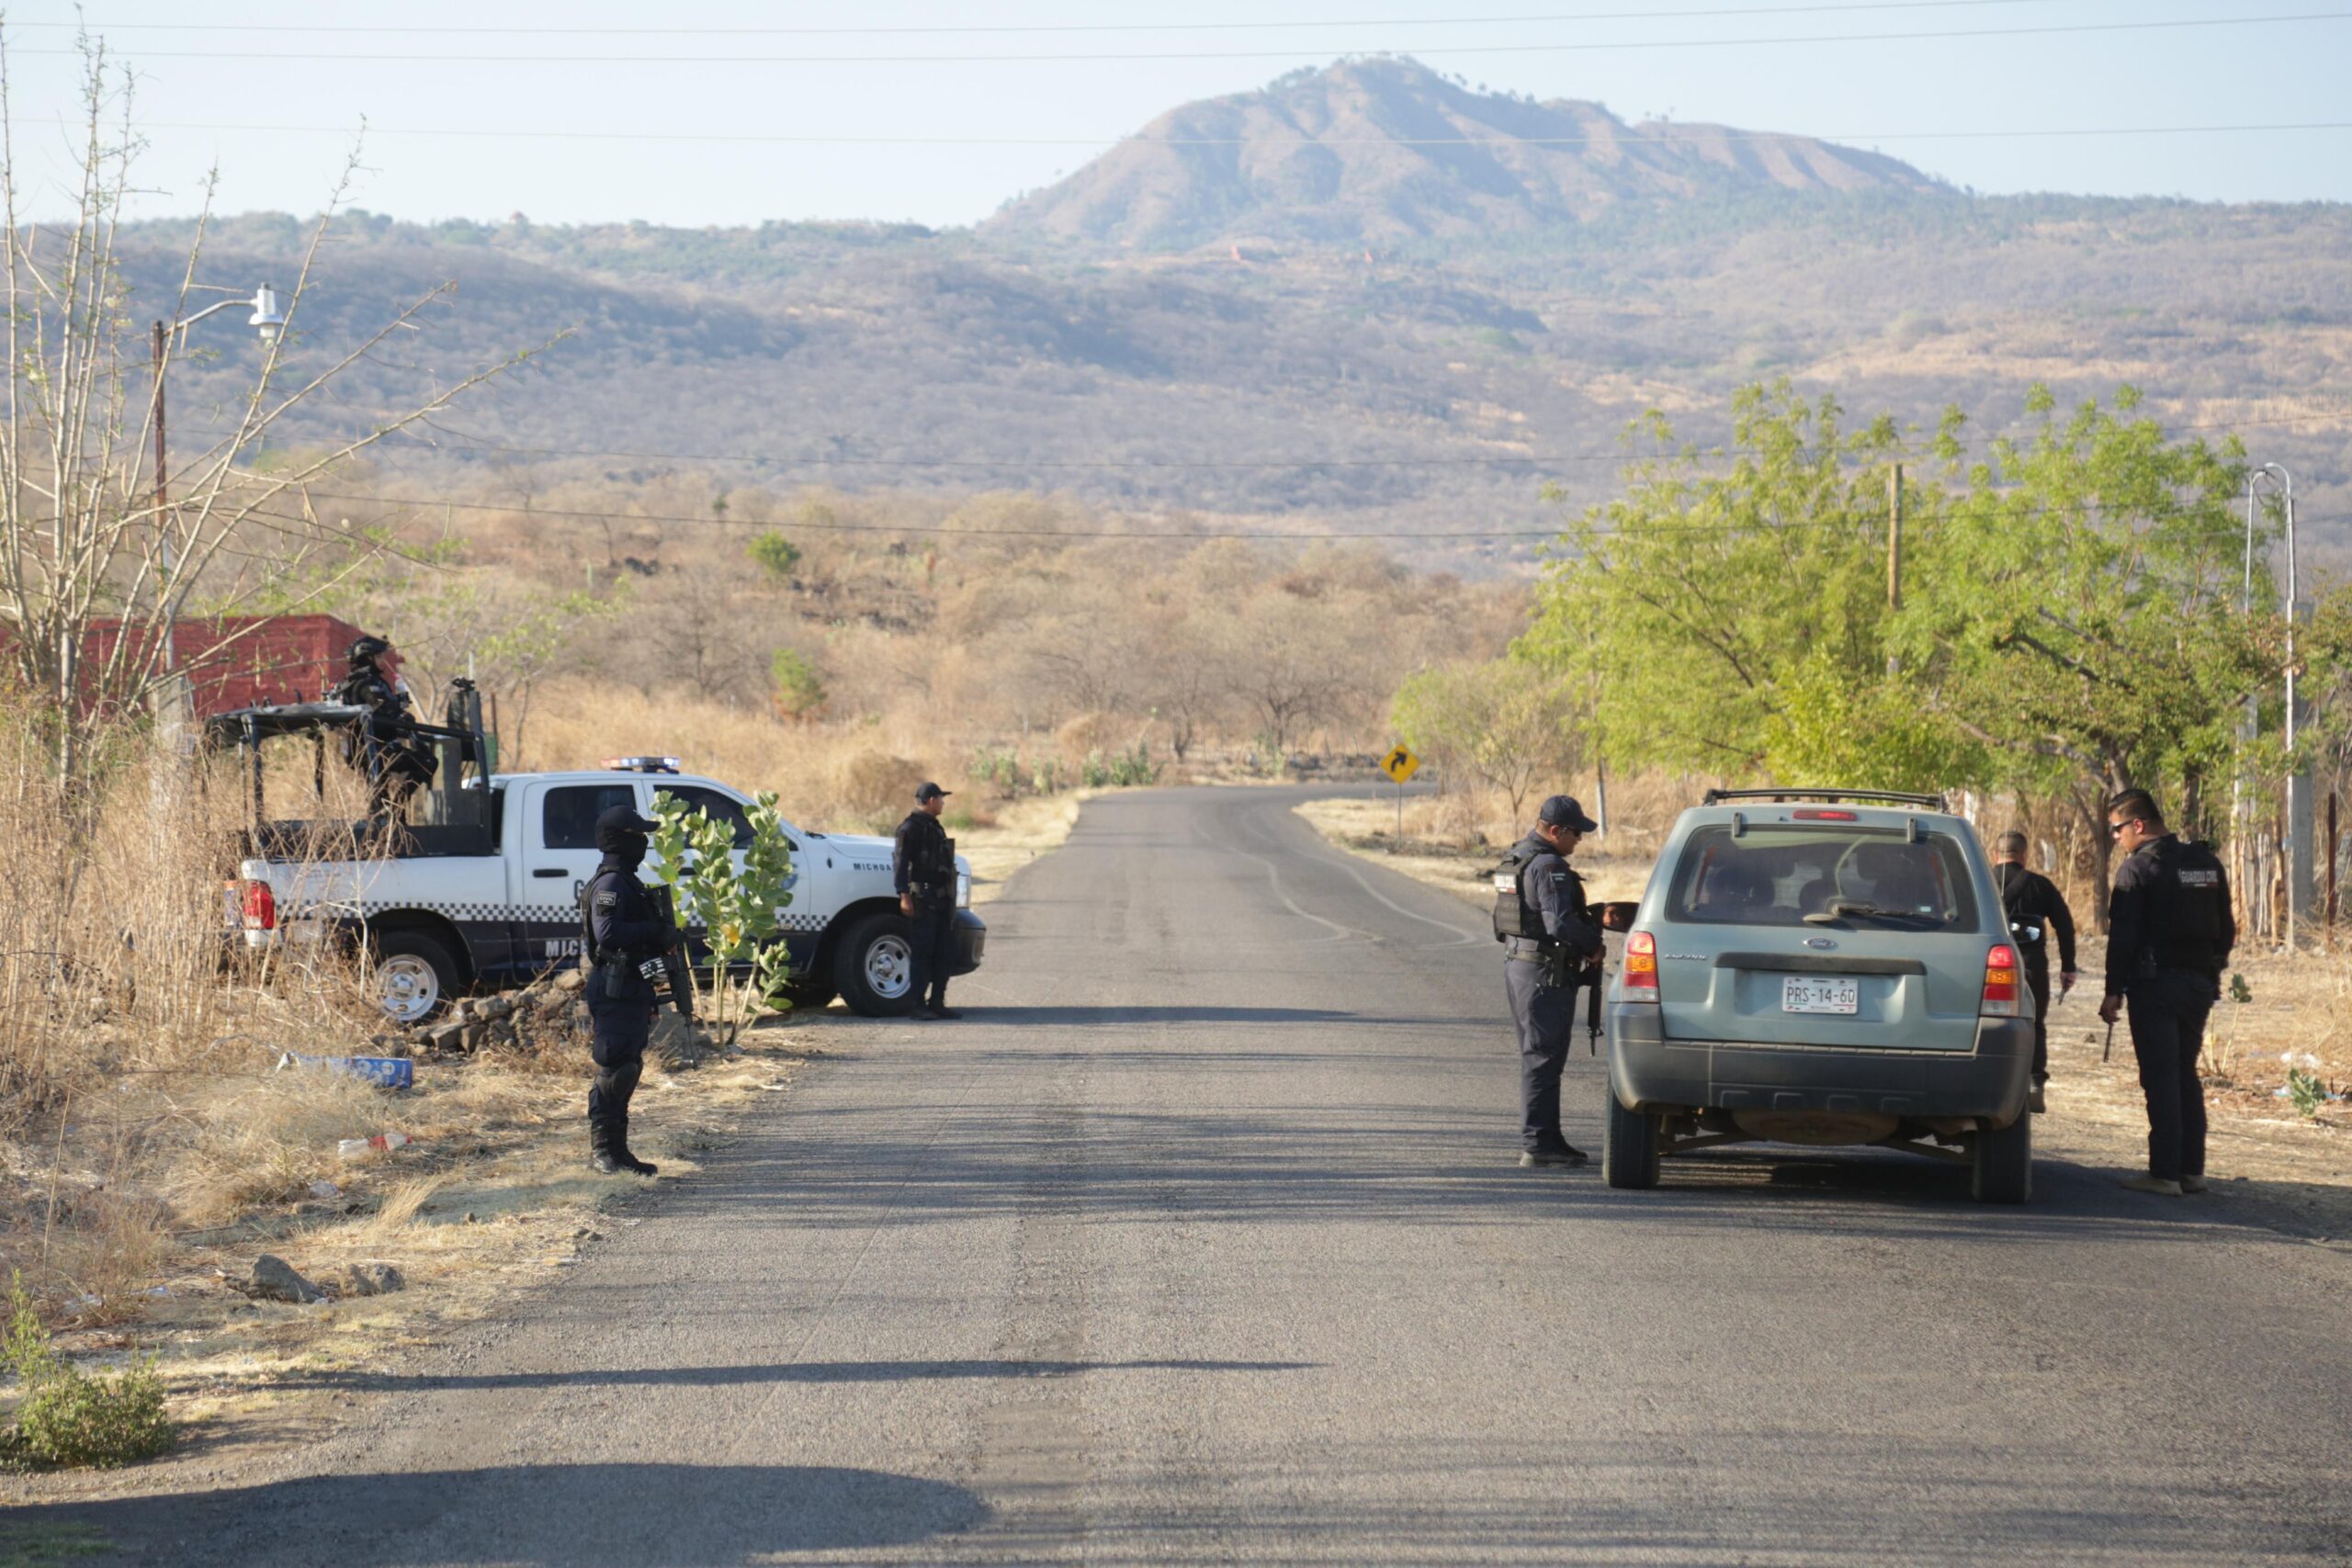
276,1053,414,1090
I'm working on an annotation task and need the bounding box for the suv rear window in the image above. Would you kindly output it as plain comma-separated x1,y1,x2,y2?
1665,824,1980,931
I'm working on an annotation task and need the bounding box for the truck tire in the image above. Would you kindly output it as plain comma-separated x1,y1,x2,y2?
1970,1113,2032,1204
833,912,917,1018
1603,1091,1662,1190
372,929,459,1025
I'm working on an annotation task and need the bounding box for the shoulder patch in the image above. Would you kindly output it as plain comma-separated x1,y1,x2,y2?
594,890,620,910
2178,869,2221,887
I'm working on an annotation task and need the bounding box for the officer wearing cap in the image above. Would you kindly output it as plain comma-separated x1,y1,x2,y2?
2099,789,2235,1197
1497,794,1605,1168
894,782,961,1021
579,804,672,1176
1993,830,2077,1112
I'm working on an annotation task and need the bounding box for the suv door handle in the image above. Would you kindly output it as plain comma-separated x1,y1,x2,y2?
532,868,566,879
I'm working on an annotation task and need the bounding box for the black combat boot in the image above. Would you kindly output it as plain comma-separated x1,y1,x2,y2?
590,1118,622,1176
611,1111,658,1177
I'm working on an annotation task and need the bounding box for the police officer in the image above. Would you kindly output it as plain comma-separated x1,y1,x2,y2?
893,782,961,1021
1497,795,1605,1168
1992,829,2078,1112
333,635,434,817
2098,789,2235,1197
581,805,673,1176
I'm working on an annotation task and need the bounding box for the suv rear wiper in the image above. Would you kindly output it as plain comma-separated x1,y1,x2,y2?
1804,899,1942,926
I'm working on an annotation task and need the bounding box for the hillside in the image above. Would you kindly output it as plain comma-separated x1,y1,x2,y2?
113,62,2352,562
985,56,1941,251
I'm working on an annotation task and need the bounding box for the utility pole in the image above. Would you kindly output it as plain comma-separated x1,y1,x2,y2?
1884,463,1904,676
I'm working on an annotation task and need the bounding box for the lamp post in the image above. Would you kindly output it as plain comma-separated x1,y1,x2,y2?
149,285,285,734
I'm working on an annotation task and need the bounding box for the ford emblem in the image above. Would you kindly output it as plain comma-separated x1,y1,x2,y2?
1804,937,1838,950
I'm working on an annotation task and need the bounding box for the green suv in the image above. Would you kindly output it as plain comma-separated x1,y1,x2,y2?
1602,790,2036,1202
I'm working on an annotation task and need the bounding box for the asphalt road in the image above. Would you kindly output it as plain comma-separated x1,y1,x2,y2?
29,786,2352,1564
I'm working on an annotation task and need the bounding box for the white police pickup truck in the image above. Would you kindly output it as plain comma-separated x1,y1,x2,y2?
214,704,982,1023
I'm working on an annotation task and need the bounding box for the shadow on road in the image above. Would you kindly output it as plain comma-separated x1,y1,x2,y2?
19,1465,989,1564
266,1357,1317,1395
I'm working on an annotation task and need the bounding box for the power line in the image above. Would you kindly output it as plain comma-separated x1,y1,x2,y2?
12,1,2075,37
288,488,2351,544
372,408,2352,475
96,119,2352,150
17,11,2349,63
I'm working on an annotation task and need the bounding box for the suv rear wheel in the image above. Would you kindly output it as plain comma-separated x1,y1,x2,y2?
833,912,917,1017
1603,1093,1662,1190
1970,1114,2032,1203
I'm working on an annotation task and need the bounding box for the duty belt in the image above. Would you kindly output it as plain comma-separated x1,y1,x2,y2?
1504,938,1557,962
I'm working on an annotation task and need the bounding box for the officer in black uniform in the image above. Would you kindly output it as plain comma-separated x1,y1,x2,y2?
1496,795,1605,1168
893,782,961,1021
1992,830,2078,1112
581,805,673,1176
2098,789,2235,1197
333,635,435,817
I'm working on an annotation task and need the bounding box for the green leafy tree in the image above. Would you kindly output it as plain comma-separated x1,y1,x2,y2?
747,531,803,585
1520,381,1948,785
1893,385,2267,895
1391,658,1582,820
769,647,827,722
648,790,797,1047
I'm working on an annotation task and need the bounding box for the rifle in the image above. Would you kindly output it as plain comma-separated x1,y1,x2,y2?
646,886,696,1022
1585,958,1604,1055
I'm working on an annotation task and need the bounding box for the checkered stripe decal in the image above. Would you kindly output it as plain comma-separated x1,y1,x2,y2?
318,899,822,931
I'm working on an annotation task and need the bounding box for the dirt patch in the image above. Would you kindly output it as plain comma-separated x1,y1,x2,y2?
1297,797,2352,1241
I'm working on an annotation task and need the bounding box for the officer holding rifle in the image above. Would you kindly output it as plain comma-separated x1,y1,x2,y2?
1495,795,1606,1168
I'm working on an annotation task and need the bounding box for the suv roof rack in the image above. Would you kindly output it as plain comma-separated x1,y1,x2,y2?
1701,787,1950,811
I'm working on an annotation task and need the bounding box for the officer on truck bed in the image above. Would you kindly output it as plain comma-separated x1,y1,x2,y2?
2099,789,2235,1197
1993,830,2078,1113
894,782,961,1021
579,805,676,1177
333,634,435,818
1495,795,1604,1168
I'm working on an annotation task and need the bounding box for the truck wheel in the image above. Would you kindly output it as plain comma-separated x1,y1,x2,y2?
833,913,916,1017
372,930,459,1025
1603,1091,1662,1190
1970,1113,2032,1204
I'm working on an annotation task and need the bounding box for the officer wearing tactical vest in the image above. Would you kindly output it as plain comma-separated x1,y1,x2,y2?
1495,795,1605,1168
578,805,675,1176
2098,789,2235,1197
1992,830,2078,1113
894,782,961,1020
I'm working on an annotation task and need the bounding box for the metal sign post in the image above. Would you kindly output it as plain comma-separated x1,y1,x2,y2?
1381,746,1420,841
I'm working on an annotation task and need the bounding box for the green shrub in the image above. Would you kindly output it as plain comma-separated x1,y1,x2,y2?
2,1275,174,1471
769,648,826,720
747,530,802,584
2286,1066,2326,1119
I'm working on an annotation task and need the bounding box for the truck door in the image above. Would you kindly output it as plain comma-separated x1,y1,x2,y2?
511,780,648,971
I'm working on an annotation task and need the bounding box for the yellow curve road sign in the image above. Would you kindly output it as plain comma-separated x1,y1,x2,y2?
1381,746,1420,784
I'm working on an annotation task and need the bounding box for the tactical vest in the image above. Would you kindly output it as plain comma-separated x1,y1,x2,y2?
1994,863,2047,954
2139,839,2233,975
1490,841,1545,943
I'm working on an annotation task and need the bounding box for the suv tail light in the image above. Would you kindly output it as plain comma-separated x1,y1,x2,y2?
240,879,277,931
1981,942,2018,1016
1623,931,1658,1000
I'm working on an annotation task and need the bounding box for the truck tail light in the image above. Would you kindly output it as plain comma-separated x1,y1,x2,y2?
1623,931,1658,1000
1981,942,2018,1016
240,880,277,931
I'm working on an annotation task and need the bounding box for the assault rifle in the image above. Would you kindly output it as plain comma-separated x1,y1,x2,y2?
646,885,695,1022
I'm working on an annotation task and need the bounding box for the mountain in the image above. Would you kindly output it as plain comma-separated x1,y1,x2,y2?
985,57,1943,251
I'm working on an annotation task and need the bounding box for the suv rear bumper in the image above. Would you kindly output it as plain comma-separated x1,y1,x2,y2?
1608,1004,2033,1127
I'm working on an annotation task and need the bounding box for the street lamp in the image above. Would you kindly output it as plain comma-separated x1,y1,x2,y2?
149,284,285,732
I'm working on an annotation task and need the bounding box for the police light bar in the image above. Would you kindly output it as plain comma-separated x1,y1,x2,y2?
603,755,682,773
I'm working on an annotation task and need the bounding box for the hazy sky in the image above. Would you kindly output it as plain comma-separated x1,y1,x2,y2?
7,0,2349,227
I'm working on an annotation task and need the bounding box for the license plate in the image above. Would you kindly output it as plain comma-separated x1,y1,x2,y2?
1781,976,1859,1014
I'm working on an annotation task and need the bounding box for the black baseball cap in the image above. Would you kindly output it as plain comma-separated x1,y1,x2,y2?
915,781,952,803
1538,795,1600,833
595,805,660,837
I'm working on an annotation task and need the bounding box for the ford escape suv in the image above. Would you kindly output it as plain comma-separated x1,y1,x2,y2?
1602,789,2035,1202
